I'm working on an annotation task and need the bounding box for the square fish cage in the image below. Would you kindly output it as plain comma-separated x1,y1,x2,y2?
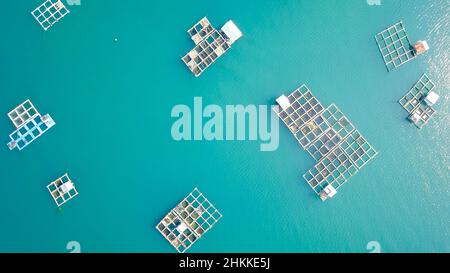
375,21,416,71
156,188,222,253
398,74,438,129
31,0,70,31
47,173,79,207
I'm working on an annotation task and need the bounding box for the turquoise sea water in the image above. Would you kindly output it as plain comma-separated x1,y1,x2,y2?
0,0,449,253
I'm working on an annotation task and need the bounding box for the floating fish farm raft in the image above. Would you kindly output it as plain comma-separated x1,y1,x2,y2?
375,21,429,71
47,173,79,207
274,85,378,201
31,0,69,31
6,99,55,151
156,188,222,253
398,74,439,129
182,17,242,77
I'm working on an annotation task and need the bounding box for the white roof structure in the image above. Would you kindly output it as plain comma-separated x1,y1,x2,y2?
60,182,75,194
425,91,439,106
320,184,337,201
31,0,70,31
176,223,188,233
221,20,243,45
276,95,291,110
414,40,430,55
421,40,430,50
